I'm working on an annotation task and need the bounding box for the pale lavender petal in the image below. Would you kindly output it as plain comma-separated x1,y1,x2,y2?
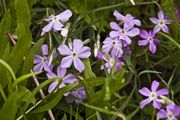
65,96,74,103
113,10,124,21
73,39,83,53
44,62,52,72
162,25,169,33
126,28,140,37
97,51,105,60
109,31,120,38
57,66,67,78
153,38,160,45
34,55,43,64
124,36,132,44
57,9,72,22
102,44,112,53
61,28,69,37
153,25,161,33
60,56,73,68
103,37,112,44
149,42,157,54
157,109,167,119
73,57,84,73
53,21,63,31
140,98,152,109
140,30,149,39
63,74,77,84
164,19,172,24
138,40,149,46
139,87,151,97
133,19,141,26
41,21,54,35
153,100,161,109
158,10,164,20
48,81,58,93
46,72,57,78
78,47,91,58
58,44,72,55
174,106,180,116
33,62,44,72
110,22,121,31
41,44,48,55
156,89,169,96
150,18,159,24
151,80,159,92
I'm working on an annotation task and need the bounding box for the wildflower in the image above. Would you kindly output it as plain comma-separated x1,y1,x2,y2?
138,30,160,54
97,51,124,73
33,44,53,72
65,87,86,104
157,103,180,120
102,37,123,57
139,80,169,109
150,10,172,33
113,10,141,29
46,66,77,94
58,39,91,73
41,9,72,36
109,22,140,45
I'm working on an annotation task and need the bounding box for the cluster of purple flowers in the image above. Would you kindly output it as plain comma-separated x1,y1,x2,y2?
139,80,180,120
97,10,140,73
33,10,90,104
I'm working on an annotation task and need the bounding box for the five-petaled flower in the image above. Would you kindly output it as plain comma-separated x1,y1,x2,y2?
157,103,180,120
109,22,140,45
138,30,160,54
41,9,72,37
58,39,91,73
46,66,77,94
113,10,141,29
150,10,172,33
139,80,169,109
33,44,53,72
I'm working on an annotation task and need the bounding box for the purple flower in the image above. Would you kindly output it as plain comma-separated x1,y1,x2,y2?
109,22,140,45
102,37,123,57
150,10,172,33
46,65,77,95
139,80,169,109
113,10,141,29
97,51,124,73
41,10,72,37
33,44,53,72
65,87,86,104
157,104,180,120
138,30,160,54
58,39,91,73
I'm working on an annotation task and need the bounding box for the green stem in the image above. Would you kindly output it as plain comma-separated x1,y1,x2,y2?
159,32,180,48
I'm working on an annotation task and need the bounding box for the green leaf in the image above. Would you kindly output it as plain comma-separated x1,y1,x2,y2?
83,58,95,78
138,70,161,76
84,77,105,86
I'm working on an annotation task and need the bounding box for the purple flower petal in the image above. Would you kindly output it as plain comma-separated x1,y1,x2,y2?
139,87,151,96
158,10,164,20
151,80,159,92
124,36,132,44
109,31,120,38
162,25,169,33
150,18,159,24
140,98,152,109
110,22,121,31
41,21,54,35
156,89,169,96
46,72,57,78
73,57,84,73
63,74,77,84
164,19,172,24
34,55,43,64
33,62,44,72
73,39,83,53
58,44,72,55
153,25,161,33
41,44,48,56
60,56,73,68
113,10,124,21
174,106,180,116
133,19,141,26
53,21,63,31
153,100,161,109
78,47,91,58
126,28,140,37
57,9,72,22
138,40,149,46
57,66,67,78
48,80,58,93
149,42,157,54
140,30,149,39
44,62,52,72
157,109,167,119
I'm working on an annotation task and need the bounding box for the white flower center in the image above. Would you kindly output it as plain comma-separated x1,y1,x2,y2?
149,37,153,42
150,92,156,100
167,110,174,120
72,53,77,59
159,20,164,26
109,59,114,66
